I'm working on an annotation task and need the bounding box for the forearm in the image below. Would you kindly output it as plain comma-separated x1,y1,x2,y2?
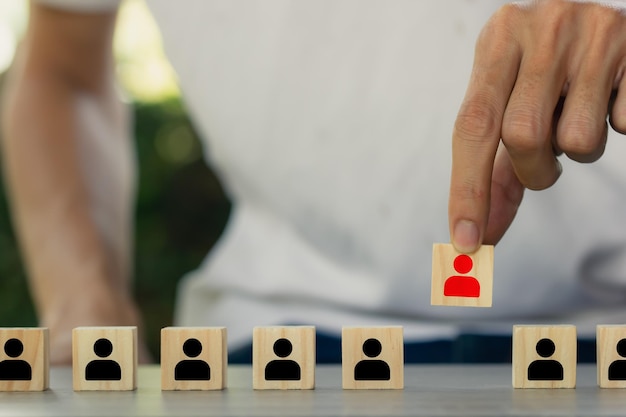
0,4,138,363
2,68,135,326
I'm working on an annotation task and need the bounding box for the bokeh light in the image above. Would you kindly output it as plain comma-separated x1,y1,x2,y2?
114,0,180,102
0,0,179,102
0,0,27,74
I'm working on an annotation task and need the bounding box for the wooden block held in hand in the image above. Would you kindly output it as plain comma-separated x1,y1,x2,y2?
161,327,227,391
0,327,49,391
512,325,576,389
431,243,494,307
597,325,626,388
341,326,403,390
252,326,315,390
72,326,137,391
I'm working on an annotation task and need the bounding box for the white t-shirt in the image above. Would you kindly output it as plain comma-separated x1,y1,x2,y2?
38,0,626,348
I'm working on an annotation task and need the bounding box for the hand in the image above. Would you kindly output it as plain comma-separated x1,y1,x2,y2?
448,0,626,253
42,289,152,365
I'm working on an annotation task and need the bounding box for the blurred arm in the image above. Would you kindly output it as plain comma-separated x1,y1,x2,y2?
1,2,144,364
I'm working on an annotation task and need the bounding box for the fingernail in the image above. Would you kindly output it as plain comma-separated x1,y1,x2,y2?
453,220,480,253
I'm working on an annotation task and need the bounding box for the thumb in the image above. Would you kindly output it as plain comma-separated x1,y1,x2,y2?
483,144,525,245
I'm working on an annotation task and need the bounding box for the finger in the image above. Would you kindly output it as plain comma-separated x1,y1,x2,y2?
501,41,566,191
449,7,522,253
558,91,609,164
483,144,524,246
557,32,617,162
599,6,626,134
610,79,626,134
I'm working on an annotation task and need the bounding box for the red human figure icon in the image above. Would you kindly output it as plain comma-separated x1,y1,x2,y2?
443,254,480,297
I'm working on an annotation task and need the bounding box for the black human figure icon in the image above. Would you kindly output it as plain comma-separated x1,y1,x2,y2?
608,338,626,380
354,338,391,381
85,338,122,381
174,338,211,381
0,338,32,381
527,338,564,381
264,338,301,381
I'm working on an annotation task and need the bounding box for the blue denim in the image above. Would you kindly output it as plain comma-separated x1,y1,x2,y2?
229,332,596,364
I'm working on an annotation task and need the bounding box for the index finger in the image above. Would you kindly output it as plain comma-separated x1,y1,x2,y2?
449,13,521,253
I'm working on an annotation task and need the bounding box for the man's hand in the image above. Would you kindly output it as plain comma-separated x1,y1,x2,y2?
449,0,626,253
44,289,152,365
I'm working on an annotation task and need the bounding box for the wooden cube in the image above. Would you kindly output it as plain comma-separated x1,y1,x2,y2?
512,325,576,388
252,326,315,390
0,327,49,391
341,326,403,390
431,243,494,307
72,326,137,391
597,325,626,388
161,327,227,391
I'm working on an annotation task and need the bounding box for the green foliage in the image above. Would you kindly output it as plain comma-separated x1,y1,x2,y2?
132,99,231,357
0,191,35,327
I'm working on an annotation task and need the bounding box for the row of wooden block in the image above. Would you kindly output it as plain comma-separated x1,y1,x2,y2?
0,325,403,391
2,324,626,392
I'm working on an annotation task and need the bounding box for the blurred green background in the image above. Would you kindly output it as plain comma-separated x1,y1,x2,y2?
0,0,231,358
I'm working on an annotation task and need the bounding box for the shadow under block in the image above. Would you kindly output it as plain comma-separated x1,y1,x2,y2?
597,325,626,388
512,325,576,389
161,327,227,391
72,326,137,391
342,326,403,390
252,326,315,390
0,327,49,391
431,243,494,307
